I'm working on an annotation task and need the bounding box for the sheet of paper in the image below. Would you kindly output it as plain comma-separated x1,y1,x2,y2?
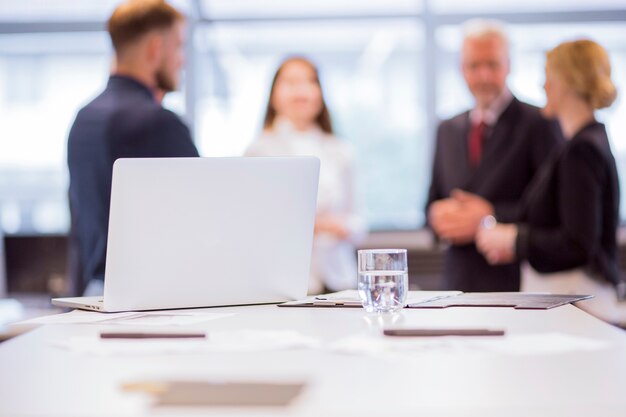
405,291,462,305
52,330,320,356
15,310,233,326
330,332,611,359
206,330,320,352
479,332,612,355
15,310,140,325
98,312,234,326
320,290,462,303
314,290,462,305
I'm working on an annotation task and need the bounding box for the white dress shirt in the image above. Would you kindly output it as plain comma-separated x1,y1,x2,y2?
245,117,367,293
469,87,513,126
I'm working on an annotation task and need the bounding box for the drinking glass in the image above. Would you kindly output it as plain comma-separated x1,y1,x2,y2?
357,249,408,313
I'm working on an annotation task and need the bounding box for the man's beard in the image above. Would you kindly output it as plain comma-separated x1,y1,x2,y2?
156,68,176,93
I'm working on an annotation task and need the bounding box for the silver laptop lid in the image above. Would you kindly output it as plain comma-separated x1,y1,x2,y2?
103,157,319,311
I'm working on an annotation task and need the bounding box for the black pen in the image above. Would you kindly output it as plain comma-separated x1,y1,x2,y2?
383,328,505,337
100,332,206,339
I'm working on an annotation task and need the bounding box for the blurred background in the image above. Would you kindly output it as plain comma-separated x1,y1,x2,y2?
1,0,625,296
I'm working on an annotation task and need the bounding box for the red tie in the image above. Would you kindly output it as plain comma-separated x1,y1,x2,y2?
468,121,487,167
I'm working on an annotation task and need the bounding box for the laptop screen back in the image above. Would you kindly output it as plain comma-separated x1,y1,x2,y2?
103,157,319,311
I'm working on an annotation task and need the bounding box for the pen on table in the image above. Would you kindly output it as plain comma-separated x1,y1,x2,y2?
99,332,206,339
383,328,506,337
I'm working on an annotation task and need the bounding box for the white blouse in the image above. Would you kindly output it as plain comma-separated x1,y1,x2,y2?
245,118,367,293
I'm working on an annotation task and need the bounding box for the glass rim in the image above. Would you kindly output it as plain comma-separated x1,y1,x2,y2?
357,248,407,254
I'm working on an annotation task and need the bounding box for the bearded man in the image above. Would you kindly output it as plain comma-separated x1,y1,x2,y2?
67,0,199,295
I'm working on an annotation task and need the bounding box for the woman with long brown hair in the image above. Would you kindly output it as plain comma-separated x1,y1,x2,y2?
246,56,366,294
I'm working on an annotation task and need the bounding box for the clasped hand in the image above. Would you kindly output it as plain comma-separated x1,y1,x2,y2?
429,189,517,265
475,222,518,265
428,189,493,245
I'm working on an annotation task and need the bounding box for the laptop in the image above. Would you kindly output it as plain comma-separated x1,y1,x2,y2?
53,156,320,312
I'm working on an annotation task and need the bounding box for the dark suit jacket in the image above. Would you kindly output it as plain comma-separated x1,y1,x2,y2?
427,97,562,292
516,121,621,286
67,75,199,292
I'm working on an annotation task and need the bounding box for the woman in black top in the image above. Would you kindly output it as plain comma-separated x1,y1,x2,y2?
476,39,624,323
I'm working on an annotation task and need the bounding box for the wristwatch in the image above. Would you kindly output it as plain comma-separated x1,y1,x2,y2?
480,215,497,230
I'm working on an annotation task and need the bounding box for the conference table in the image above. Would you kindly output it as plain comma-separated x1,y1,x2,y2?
1,293,626,416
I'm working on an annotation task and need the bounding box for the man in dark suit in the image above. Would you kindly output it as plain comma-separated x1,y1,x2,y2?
426,20,561,292
67,0,199,295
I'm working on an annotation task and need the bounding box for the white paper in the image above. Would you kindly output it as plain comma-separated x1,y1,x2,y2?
317,290,462,305
98,312,234,326
479,332,611,355
207,330,320,352
15,310,140,325
53,336,213,355
330,332,611,359
405,290,462,305
52,330,320,356
15,310,233,326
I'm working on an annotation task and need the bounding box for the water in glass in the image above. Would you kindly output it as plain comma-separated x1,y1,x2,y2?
358,270,408,313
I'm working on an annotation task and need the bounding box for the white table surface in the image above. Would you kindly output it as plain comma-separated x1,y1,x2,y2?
2,300,626,417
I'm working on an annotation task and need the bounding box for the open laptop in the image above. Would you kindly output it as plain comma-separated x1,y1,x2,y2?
53,156,320,312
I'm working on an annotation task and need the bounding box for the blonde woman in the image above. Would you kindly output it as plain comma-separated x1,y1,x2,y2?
246,57,366,294
476,39,624,323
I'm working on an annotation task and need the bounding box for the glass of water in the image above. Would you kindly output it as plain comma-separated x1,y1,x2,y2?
357,249,408,313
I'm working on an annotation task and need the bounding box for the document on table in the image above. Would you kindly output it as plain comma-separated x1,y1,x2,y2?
330,332,612,359
15,309,234,326
407,292,593,309
99,312,234,326
52,330,320,356
278,290,462,308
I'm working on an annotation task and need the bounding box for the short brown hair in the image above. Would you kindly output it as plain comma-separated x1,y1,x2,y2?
547,39,617,110
107,0,184,53
263,56,334,135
